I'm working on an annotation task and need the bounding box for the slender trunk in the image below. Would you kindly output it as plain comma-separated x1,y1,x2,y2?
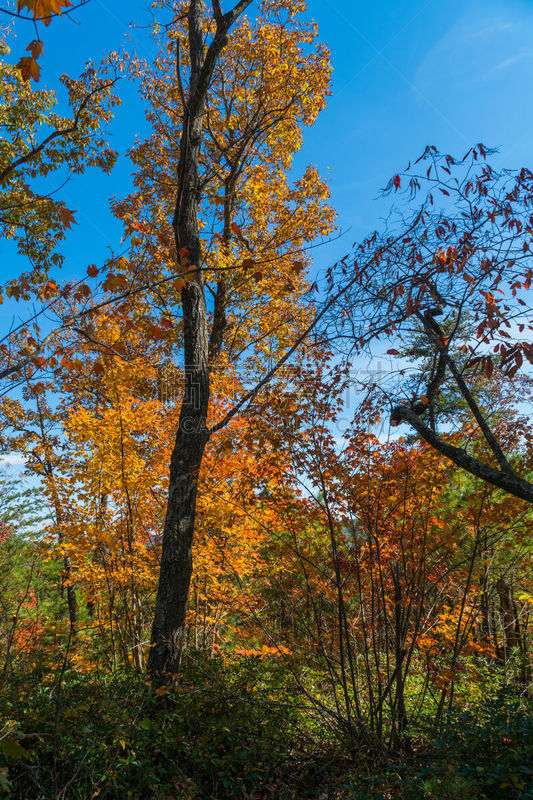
207,176,237,364
64,557,78,635
34,393,78,637
48,468,78,637
147,371,210,676
391,566,408,744
496,577,522,682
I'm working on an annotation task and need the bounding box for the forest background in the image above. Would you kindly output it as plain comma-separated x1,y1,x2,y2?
1,0,533,798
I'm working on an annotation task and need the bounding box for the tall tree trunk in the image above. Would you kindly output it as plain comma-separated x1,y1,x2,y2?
148,0,252,680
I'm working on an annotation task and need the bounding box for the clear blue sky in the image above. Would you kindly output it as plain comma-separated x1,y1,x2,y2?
3,0,533,279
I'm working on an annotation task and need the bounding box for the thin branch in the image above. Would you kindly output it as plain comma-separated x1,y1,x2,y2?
390,405,533,504
0,78,119,185
0,1,90,22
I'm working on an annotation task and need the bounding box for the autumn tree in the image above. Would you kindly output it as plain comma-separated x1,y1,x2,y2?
0,27,120,385
107,0,334,678
0,31,117,270
329,146,533,506
1,381,83,639
240,349,532,742
0,31,121,641
0,0,334,673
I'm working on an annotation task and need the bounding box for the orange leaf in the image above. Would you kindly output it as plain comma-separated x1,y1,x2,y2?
32,0,73,20
26,39,44,59
103,273,128,292
17,56,41,82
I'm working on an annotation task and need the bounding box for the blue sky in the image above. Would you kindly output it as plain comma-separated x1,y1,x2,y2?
305,0,533,262
3,0,533,280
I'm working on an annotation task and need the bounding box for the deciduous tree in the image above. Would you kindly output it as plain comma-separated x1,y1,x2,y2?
329,146,533,505
117,0,335,678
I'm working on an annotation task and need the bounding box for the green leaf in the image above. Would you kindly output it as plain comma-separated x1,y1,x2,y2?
0,737,29,760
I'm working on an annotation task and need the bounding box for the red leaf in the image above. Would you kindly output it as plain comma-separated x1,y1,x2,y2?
130,220,149,234
178,247,191,266
393,174,401,190
387,348,399,355
86,264,99,278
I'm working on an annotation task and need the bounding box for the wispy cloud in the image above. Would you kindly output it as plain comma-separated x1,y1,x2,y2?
486,52,533,76
414,4,533,93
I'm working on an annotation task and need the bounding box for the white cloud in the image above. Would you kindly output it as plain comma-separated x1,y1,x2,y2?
0,453,27,466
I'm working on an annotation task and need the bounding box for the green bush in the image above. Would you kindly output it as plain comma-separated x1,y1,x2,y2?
344,691,533,799
0,653,327,799
1,661,532,799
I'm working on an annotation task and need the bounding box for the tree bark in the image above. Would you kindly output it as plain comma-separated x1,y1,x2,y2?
391,405,533,505
148,0,252,680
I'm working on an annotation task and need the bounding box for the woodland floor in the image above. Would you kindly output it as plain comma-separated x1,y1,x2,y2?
0,654,532,800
